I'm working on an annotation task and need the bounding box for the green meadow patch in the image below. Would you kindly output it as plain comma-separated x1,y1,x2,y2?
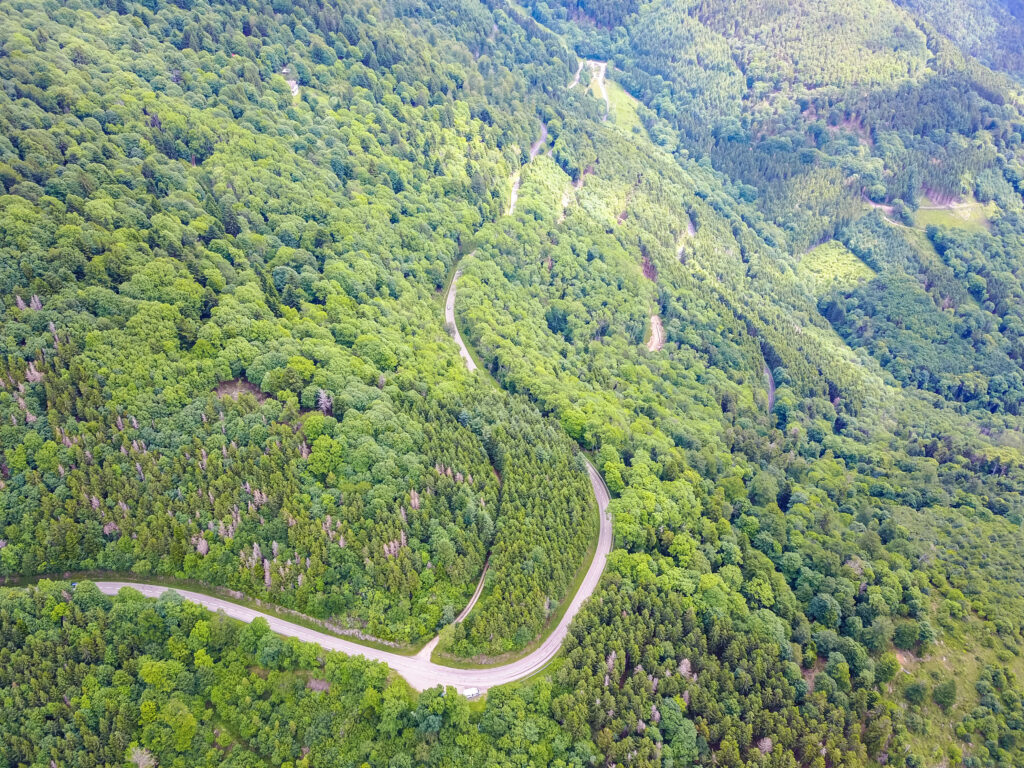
798,240,875,295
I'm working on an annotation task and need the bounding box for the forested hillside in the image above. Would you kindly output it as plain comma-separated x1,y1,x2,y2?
3,0,1024,766
0,0,597,654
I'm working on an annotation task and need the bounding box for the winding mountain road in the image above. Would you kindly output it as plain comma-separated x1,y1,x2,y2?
95,461,610,694
445,268,477,371
92,92,618,699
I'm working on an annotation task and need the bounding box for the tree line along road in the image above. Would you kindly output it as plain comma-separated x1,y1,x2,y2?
95,458,611,696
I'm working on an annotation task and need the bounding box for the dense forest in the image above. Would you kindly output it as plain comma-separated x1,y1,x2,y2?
4,0,1024,766
0,0,595,654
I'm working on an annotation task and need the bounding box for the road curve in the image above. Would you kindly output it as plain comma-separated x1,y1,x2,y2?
764,361,776,410
445,268,477,371
94,459,611,695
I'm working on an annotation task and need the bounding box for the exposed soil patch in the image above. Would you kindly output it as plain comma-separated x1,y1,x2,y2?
216,379,267,402
763,362,776,410
507,122,547,216
281,67,299,97
920,186,960,207
895,648,916,671
508,172,521,216
529,122,548,161
641,253,658,281
647,315,664,352
802,657,825,691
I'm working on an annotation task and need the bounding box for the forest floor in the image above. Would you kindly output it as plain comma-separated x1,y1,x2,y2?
215,378,267,402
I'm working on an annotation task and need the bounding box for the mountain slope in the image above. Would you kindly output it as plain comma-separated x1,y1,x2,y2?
2,0,1024,767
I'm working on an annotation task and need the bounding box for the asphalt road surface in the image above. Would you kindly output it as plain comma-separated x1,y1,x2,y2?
445,268,477,371
95,459,612,695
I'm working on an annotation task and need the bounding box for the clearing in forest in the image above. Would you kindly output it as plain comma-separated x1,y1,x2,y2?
215,378,267,401
912,192,994,233
603,77,641,131
586,60,609,119
797,240,874,295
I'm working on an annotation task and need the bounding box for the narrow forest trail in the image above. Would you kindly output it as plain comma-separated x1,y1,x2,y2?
455,561,489,623
414,560,489,662
861,193,908,228
567,59,583,89
647,314,665,352
94,461,611,695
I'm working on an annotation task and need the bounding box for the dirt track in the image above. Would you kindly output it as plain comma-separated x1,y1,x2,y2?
647,314,665,351
588,61,609,118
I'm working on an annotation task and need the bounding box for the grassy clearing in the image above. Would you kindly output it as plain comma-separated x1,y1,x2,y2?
605,78,642,132
886,596,1024,766
861,192,994,235
910,193,994,233
798,240,875,295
